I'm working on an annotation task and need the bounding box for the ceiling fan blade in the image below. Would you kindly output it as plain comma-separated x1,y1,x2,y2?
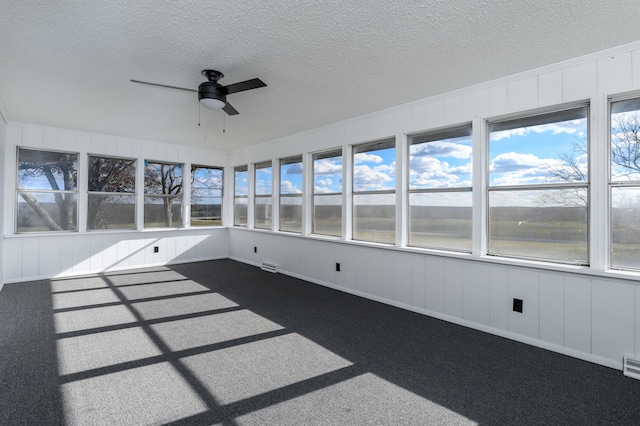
130,79,197,93
222,101,239,116
223,78,267,95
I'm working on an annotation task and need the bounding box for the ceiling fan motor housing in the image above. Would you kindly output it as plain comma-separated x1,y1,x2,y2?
198,81,226,104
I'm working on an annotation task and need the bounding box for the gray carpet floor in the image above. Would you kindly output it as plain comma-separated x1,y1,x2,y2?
1,258,640,425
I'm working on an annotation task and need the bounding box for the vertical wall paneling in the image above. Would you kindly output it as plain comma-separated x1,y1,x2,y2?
424,256,445,314
489,265,510,331
444,95,463,124
564,275,592,354
425,100,445,129
507,268,540,339
39,237,61,278
591,279,635,362
562,61,597,101
462,88,490,119
538,272,565,346
462,262,492,326
597,52,633,95
507,76,539,112
632,48,640,88
538,70,563,107
444,259,463,318
410,254,426,309
393,251,412,305
489,84,509,116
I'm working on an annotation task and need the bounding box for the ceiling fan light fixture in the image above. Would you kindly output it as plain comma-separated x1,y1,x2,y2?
199,97,225,109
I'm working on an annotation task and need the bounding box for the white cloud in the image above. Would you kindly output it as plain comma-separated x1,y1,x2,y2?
354,152,383,164
411,141,471,159
490,119,585,141
354,165,394,191
489,152,568,185
280,180,302,194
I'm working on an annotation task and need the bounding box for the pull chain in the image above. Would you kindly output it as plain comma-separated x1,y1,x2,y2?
198,102,201,126
223,112,226,133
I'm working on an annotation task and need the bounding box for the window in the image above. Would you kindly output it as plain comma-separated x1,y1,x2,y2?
16,148,78,232
279,156,303,233
313,149,342,237
17,148,78,233
488,106,589,264
254,161,272,230
144,161,183,228
352,139,396,244
88,156,136,230
408,126,472,252
190,165,223,226
610,98,640,270
234,166,248,227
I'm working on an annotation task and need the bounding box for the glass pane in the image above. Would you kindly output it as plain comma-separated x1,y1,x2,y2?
144,195,183,228
410,134,472,190
18,149,78,190
280,195,302,233
313,194,342,237
409,192,472,252
611,187,640,270
313,152,342,195
88,194,135,230
144,162,183,194
610,99,640,182
89,156,136,192
255,164,272,195
353,143,396,192
254,196,272,229
488,188,588,263
17,191,77,232
353,193,395,244
234,167,248,196
191,197,222,226
280,159,303,195
191,166,223,197
489,108,588,186
234,197,248,226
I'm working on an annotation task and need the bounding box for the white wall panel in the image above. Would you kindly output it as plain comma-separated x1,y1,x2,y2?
633,48,640,89
410,254,426,309
597,52,633,95
424,256,445,314
507,76,539,112
444,259,463,318
463,89,490,119
21,238,40,278
462,262,491,326
60,237,74,276
592,279,635,362
366,249,386,298
444,95,463,125
90,235,103,271
4,239,23,281
23,124,44,147
393,252,412,305
355,247,370,295
101,234,119,271
490,265,509,331
636,285,640,358
39,237,61,278
508,269,540,339
410,104,427,131
564,275,592,354
425,100,445,128
72,235,92,274
489,84,509,116
563,62,597,101
539,272,564,346
538,70,563,107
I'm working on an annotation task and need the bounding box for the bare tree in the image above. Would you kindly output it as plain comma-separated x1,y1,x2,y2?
145,162,183,227
87,157,136,229
18,151,77,231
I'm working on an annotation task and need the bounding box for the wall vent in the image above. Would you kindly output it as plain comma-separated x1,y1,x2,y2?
623,356,640,380
261,262,278,273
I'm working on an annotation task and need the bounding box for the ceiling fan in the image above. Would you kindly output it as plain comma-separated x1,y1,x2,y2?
130,69,267,116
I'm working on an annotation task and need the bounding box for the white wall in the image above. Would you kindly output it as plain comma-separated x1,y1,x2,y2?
0,98,6,290
2,122,230,282
226,40,640,370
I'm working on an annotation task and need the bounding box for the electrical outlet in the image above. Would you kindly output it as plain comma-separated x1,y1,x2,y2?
513,298,523,313
336,263,341,272
254,246,257,253
153,246,159,253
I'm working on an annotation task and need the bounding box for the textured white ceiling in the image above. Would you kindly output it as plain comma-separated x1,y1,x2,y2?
1,1,640,151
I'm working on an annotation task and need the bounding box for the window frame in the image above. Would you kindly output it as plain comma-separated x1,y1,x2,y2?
407,124,473,252
486,104,590,265
279,155,303,233
16,147,79,234
233,165,248,227
143,159,184,229
190,164,223,227
253,160,273,230
352,138,396,245
87,154,137,231
312,148,343,237
608,96,640,271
